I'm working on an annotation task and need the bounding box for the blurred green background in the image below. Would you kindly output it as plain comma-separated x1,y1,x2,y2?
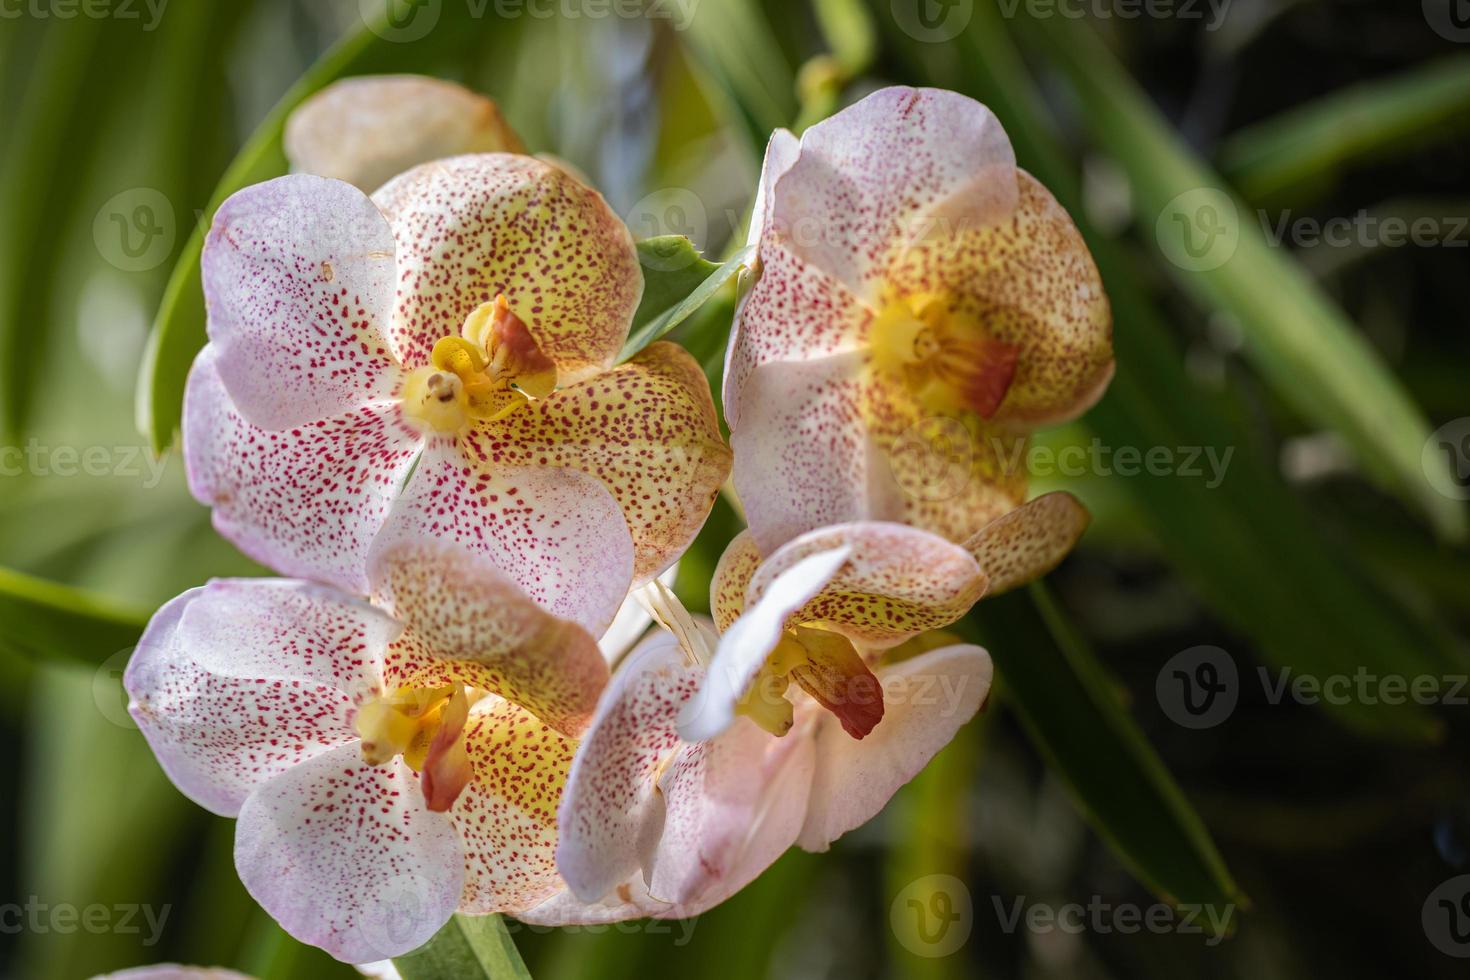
2,0,1469,977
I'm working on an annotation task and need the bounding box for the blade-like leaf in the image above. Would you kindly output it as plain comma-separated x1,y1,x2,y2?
621,237,753,361
1023,13,1465,543
394,914,531,980
972,586,1244,915
0,565,147,666
1219,56,1470,206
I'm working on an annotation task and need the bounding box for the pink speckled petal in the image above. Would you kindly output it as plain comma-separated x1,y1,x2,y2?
556,630,699,903
724,238,868,431
530,712,814,924
962,491,1090,595
201,175,401,430
451,696,579,914
468,342,731,585
731,352,872,554
285,75,525,193
799,643,992,850
370,535,608,736
646,717,810,909
372,154,641,381
731,353,1027,554
183,349,421,594
125,581,396,817
743,128,800,254
387,437,634,637
768,86,1017,301
234,743,463,963
886,171,1113,426
747,522,988,649
679,546,852,743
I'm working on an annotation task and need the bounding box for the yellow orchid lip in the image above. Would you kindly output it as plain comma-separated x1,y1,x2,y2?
736,624,884,740
401,293,559,432
869,291,1021,420
354,684,484,811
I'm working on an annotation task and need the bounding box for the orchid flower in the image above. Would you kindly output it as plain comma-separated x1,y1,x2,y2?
185,153,731,642
285,75,525,193
534,520,1006,923
726,86,1113,554
125,569,610,963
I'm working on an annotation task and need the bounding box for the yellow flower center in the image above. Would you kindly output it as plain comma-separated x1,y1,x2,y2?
354,683,485,811
738,625,884,740
401,294,558,433
869,291,1020,419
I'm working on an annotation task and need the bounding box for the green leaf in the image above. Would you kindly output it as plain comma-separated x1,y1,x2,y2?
136,3,498,454
0,565,147,666
394,914,531,980
972,586,1244,915
621,237,753,362
1022,14,1465,543
1219,56,1470,206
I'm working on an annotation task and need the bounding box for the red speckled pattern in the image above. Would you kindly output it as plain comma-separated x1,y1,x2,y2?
767,86,1017,301
234,744,464,963
125,577,594,961
125,582,392,817
887,172,1113,427
383,437,634,635
731,352,1025,554
961,490,1091,596
469,341,732,584
451,697,578,914
202,174,403,430
555,632,700,903
746,522,988,649
710,530,764,632
183,349,421,596
370,537,609,736
724,237,867,431
372,154,642,382
727,87,1112,555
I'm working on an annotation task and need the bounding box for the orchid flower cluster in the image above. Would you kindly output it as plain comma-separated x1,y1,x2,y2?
125,76,1113,964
